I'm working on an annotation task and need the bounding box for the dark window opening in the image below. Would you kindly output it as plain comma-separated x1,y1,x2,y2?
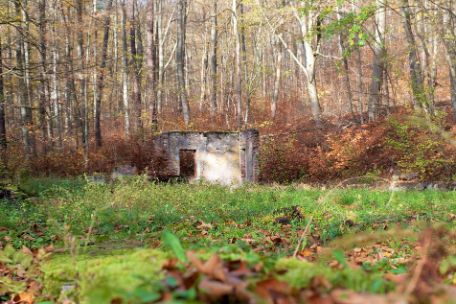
179,150,196,179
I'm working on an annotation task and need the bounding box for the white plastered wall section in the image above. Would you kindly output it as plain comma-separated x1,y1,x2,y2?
157,130,259,185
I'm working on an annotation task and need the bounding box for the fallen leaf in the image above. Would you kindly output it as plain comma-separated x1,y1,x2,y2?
199,278,233,298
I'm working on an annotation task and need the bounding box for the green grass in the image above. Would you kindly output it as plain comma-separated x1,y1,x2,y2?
1,176,455,252
0,177,455,303
2,177,455,249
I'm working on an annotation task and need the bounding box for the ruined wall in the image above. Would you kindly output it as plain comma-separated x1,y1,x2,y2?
155,130,259,185
240,129,260,182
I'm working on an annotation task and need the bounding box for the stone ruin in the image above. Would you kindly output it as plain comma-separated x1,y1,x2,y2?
153,129,260,185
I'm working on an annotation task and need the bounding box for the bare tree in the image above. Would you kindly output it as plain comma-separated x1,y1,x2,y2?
292,0,323,124
0,0,456,158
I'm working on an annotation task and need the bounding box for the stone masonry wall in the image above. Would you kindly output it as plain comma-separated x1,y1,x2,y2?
154,130,259,185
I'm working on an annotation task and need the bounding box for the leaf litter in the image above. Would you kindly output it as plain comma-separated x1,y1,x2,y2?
146,226,456,304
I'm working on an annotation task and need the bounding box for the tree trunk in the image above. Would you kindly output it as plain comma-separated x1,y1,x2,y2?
61,6,80,146
336,2,354,115
367,0,386,121
415,0,438,107
401,0,430,114
130,0,143,135
38,0,49,153
75,0,89,161
271,38,282,119
157,0,164,113
449,57,456,120
199,18,209,112
437,1,456,119
112,1,119,115
240,2,250,125
302,40,321,123
443,41,456,119
232,0,243,129
209,0,218,116
15,0,35,157
351,3,365,124
0,38,6,149
176,0,190,126
95,0,114,147
291,1,322,124
92,0,98,135
147,0,159,132
121,0,130,137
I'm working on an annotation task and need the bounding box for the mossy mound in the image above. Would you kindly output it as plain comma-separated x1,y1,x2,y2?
42,248,166,304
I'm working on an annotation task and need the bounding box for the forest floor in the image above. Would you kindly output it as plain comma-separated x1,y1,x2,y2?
0,177,455,303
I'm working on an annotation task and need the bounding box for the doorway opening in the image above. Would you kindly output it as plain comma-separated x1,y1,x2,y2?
179,150,196,179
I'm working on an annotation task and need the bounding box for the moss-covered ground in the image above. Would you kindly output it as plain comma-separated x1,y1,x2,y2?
0,177,455,303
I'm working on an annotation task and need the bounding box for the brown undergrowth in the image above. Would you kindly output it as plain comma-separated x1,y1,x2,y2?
3,107,456,184
259,109,456,183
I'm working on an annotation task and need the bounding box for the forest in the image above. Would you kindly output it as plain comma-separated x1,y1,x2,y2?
0,0,456,303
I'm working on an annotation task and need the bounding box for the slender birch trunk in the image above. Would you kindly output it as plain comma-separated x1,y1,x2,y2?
49,3,62,148
271,37,282,119
199,18,209,112
232,0,243,129
75,0,89,161
121,0,130,137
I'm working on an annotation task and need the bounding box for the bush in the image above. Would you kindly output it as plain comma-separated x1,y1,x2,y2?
385,114,456,181
9,136,169,178
259,135,309,183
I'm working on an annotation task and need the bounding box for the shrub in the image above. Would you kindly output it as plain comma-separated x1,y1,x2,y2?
11,136,169,178
385,114,456,181
259,135,309,183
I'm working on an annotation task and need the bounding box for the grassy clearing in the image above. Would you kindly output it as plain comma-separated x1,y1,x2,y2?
0,177,455,303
